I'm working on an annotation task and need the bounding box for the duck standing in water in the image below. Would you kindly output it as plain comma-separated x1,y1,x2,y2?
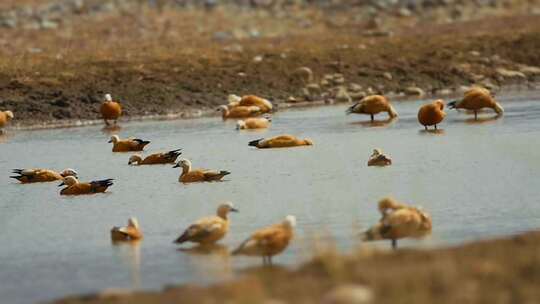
418,99,446,130
362,197,432,249
346,95,398,122
448,87,503,120
100,94,122,126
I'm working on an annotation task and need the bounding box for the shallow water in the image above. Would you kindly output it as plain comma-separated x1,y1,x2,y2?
1,94,540,304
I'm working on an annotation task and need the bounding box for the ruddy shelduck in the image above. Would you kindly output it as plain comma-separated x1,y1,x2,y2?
232,215,296,265
111,217,143,241
108,135,150,152
173,158,230,183
248,134,313,149
128,149,182,165
346,95,398,122
0,110,14,132
367,149,392,167
362,197,432,249
228,94,273,113
10,168,78,183
174,202,238,245
218,105,261,119
100,94,122,126
448,87,503,120
418,99,446,130
236,117,271,130
59,176,114,195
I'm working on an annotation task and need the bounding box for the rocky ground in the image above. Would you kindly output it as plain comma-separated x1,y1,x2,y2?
54,230,540,304
0,0,539,127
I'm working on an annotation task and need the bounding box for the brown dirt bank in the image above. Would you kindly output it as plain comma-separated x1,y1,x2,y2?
53,230,540,304
1,13,540,127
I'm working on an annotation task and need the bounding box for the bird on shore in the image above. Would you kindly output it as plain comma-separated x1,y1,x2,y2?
0,110,14,133
418,99,446,130
361,197,432,249
111,218,143,241
218,105,262,119
128,149,182,165
10,168,78,183
108,135,150,152
59,176,114,195
448,87,503,120
232,215,296,265
173,202,238,246
367,149,392,167
228,94,273,113
236,116,271,130
248,134,313,149
346,95,398,122
100,94,122,126
173,158,230,183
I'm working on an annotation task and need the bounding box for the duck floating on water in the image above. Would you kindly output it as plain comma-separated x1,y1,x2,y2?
10,168,78,183
228,94,273,113
232,215,296,265
248,134,313,149
173,158,230,183
59,176,114,195
111,217,143,241
236,116,271,130
218,105,261,119
128,149,182,165
108,135,150,152
174,202,238,246
367,149,392,167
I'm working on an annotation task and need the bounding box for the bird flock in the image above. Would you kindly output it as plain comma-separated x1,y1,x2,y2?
4,85,504,263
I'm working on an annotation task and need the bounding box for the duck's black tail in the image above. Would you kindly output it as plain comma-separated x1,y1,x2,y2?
220,171,231,176
92,179,115,187
248,138,263,147
447,100,458,109
134,139,151,146
166,149,182,160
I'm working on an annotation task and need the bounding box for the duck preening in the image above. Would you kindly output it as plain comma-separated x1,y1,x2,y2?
0,110,14,132
111,217,143,241
346,95,398,122
418,99,446,130
361,197,432,249
448,87,503,120
232,215,296,265
173,202,238,245
228,94,273,113
59,176,114,195
236,117,271,130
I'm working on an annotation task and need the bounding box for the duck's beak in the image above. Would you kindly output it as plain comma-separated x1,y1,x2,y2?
107,139,113,143
230,208,239,213
58,181,65,187
173,163,180,168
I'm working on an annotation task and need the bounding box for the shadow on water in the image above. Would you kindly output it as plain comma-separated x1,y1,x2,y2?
349,117,397,128
177,244,230,256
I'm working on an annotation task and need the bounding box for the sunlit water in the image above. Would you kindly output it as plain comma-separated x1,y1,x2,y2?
1,94,540,304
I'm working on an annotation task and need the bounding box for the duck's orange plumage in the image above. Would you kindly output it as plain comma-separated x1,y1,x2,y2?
10,168,78,183
128,149,181,165
232,215,296,264
367,149,392,167
218,105,261,119
109,135,150,152
59,176,114,195
100,94,122,125
448,87,503,120
362,197,432,249
346,95,398,121
418,99,446,130
230,95,273,113
173,202,238,245
0,110,14,130
248,134,313,149
174,159,230,183
236,117,271,130
111,218,143,241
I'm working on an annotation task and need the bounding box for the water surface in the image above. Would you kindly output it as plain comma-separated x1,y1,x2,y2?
1,94,540,304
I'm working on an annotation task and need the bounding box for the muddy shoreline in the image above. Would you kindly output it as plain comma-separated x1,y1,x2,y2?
53,230,540,304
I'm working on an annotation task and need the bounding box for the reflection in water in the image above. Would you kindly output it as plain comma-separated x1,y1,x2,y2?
0,133,10,143
418,129,445,135
101,125,122,134
178,243,230,256
463,114,502,125
349,117,397,128
111,240,141,289
179,244,233,281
